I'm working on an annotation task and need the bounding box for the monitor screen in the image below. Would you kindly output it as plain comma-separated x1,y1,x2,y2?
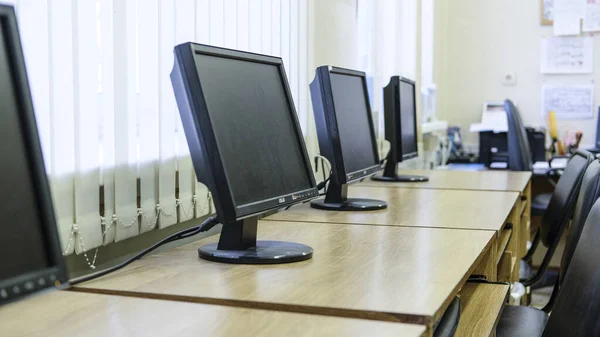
194,54,313,207
330,72,378,174
399,79,418,157
0,24,51,281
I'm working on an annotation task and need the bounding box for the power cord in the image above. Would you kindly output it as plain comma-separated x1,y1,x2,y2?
380,150,390,166
314,155,332,192
70,215,219,286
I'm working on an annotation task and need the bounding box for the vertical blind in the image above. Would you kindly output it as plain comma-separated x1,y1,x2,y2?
9,0,423,268
11,0,309,267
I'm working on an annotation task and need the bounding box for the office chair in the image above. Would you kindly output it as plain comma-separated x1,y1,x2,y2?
505,100,532,171
538,159,600,312
504,100,550,217
587,107,600,154
519,150,593,287
497,197,600,337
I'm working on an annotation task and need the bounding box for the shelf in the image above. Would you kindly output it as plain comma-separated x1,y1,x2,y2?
454,283,510,337
520,199,528,217
498,251,517,283
496,228,513,265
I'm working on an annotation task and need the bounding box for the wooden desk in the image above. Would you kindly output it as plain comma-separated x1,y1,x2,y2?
362,169,531,194
361,169,532,259
266,186,520,282
2,290,425,337
266,186,518,233
75,221,495,335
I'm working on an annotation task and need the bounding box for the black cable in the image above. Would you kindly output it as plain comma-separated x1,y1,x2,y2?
380,151,390,166
70,215,219,286
316,175,330,191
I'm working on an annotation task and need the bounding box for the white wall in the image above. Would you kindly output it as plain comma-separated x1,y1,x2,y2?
435,0,600,148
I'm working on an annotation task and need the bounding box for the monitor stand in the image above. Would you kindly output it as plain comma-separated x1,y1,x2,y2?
310,180,387,211
371,160,429,183
198,216,313,264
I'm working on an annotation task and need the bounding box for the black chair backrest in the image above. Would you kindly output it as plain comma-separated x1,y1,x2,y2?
540,150,593,247
595,107,600,148
505,100,533,171
542,199,600,337
559,159,600,284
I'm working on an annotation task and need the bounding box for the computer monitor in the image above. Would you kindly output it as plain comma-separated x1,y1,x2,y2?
171,43,320,264
309,66,387,211
0,4,68,305
372,76,428,182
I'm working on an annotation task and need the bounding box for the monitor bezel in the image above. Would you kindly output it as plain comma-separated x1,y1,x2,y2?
0,4,69,304
172,43,319,225
398,76,419,161
310,66,381,185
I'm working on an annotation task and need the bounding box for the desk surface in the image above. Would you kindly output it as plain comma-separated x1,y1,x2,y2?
76,221,494,327
1,290,425,337
266,186,518,232
361,169,531,193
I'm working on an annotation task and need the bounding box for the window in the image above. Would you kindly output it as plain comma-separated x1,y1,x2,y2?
357,0,419,137
11,0,308,268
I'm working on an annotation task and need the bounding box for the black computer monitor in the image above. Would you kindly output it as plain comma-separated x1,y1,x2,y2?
309,66,387,211
0,4,68,305
372,76,428,182
171,43,320,264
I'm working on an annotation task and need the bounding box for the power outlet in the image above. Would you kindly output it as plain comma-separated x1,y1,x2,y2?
502,72,517,86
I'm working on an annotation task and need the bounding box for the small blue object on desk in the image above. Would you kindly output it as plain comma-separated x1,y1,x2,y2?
437,163,488,171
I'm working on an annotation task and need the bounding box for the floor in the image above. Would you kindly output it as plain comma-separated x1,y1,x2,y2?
531,286,553,309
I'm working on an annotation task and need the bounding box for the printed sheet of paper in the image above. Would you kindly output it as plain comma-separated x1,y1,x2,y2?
583,0,600,32
542,84,595,120
554,0,585,35
541,36,594,74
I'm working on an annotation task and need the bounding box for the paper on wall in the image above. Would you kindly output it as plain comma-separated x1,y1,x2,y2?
555,0,586,16
554,13,582,35
542,84,595,120
540,36,594,74
553,0,584,35
583,0,600,32
544,0,555,21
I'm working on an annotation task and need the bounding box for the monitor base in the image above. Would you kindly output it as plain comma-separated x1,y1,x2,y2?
371,174,429,182
198,240,313,264
310,198,387,211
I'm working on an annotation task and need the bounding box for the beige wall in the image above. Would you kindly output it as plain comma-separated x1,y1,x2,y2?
306,0,360,164
306,0,424,163
435,0,600,148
